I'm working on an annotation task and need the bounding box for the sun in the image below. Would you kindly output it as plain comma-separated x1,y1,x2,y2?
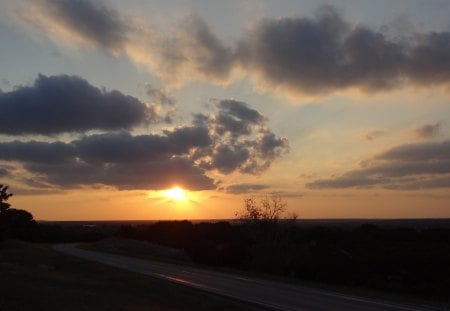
163,186,187,201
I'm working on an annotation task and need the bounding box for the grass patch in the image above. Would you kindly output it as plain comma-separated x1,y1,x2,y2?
0,240,257,311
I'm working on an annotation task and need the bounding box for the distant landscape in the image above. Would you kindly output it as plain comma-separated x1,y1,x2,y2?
41,218,450,229
2,211,450,309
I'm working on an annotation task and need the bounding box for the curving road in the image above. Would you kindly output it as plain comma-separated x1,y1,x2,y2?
53,244,442,311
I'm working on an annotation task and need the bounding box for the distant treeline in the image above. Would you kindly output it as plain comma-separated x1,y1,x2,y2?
2,219,450,303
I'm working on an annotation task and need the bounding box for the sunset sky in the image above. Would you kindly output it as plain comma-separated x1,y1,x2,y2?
0,0,449,220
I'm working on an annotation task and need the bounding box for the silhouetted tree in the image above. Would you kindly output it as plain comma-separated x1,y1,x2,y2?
237,195,299,274
0,184,13,213
238,195,287,223
0,185,39,241
261,195,287,221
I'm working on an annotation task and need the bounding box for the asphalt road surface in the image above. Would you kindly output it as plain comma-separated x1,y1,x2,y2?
53,244,443,311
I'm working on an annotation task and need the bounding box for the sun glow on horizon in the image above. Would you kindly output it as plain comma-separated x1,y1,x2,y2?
163,186,187,201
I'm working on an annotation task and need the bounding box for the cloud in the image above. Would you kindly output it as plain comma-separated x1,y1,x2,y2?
145,84,177,123
361,130,386,141
0,166,9,177
307,140,450,190
377,140,450,161
8,187,65,196
213,100,265,137
16,2,450,97
196,99,289,174
165,126,213,153
38,0,129,51
0,99,288,191
24,157,215,191
406,32,450,86
258,132,289,159
74,128,211,164
210,144,250,174
145,84,175,106
239,5,450,96
175,15,235,81
126,14,236,86
0,135,215,191
414,122,441,139
0,74,156,135
1,78,10,87
0,129,215,190
218,100,265,124
0,140,76,163
268,191,304,198
226,183,269,194
19,0,235,85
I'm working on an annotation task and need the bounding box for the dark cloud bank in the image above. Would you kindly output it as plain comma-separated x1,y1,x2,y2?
0,77,288,190
34,1,450,95
308,140,450,190
0,74,155,135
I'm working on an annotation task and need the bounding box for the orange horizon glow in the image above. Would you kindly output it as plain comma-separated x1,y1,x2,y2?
10,187,450,221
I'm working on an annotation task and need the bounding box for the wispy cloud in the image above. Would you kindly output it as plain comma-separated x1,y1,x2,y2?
226,183,269,194
414,122,441,140
307,140,450,190
361,129,386,141
12,1,450,98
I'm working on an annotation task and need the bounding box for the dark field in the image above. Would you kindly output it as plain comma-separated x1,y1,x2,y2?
0,240,256,311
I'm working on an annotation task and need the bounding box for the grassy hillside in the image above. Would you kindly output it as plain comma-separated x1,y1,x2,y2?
0,240,255,311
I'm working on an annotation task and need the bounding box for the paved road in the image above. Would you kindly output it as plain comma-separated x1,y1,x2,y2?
53,244,442,311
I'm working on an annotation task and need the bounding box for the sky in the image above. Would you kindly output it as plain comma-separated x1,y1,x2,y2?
0,0,449,220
